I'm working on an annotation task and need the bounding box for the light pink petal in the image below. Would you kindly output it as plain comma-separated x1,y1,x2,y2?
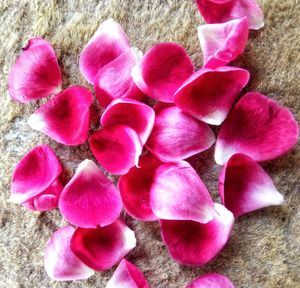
106,259,150,288
89,125,143,175
28,86,93,146
59,159,122,228
70,220,136,271
101,98,155,145
174,66,249,125
150,161,215,223
8,37,62,103
195,0,264,30
146,104,215,161
215,92,299,165
10,144,62,204
186,273,235,288
132,42,194,103
160,203,234,266
198,17,249,68
95,48,144,108
118,154,161,221
79,19,130,84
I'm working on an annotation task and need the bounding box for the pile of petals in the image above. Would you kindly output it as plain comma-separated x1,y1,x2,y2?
8,0,299,287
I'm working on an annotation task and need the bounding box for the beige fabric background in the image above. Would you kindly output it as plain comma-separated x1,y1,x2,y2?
0,0,299,287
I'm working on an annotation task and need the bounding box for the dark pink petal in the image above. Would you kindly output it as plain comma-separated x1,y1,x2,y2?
101,98,155,145
118,154,161,221
198,17,249,68
8,37,62,103
186,273,234,288
10,144,62,204
174,66,250,125
160,203,234,266
89,125,143,175
195,0,264,30
146,104,215,161
44,226,94,281
28,86,93,145
71,220,136,271
106,259,150,288
59,160,122,228
215,92,299,165
79,19,130,84
132,42,194,103
150,161,215,223
95,48,144,108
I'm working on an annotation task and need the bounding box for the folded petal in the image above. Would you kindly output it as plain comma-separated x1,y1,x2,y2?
70,220,136,271
150,161,215,223
215,92,299,165
89,125,143,175
101,98,155,145
160,203,234,266
118,154,161,221
28,86,93,145
79,19,130,84
8,37,62,103
186,273,235,288
106,259,150,288
174,66,250,125
146,104,215,161
44,226,94,281
198,17,249,68
10,144,62,204
59,159,122,228
132,42,194,102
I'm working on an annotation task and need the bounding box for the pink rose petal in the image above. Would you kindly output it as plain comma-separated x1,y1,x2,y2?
186,273,235,288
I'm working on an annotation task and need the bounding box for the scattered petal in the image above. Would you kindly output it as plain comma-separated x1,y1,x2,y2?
186,273,235,288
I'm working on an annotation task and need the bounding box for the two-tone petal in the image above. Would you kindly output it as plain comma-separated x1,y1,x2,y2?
186,273,234,288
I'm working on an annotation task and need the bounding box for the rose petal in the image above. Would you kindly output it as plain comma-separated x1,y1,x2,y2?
132,42,194,102
160,203,234,266
174,66,250,125
79,19,130,84
59,159,122,228
8,37,62,103
146,104,215,161
44,226,94,281
198,17,249,68
186,273,235,288
70,220,136,271
215,92,299,165
89,125,143,175
28,86,93,145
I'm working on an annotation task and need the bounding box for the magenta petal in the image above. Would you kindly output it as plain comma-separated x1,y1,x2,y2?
70,220,136,271
132,42,194,102
8,37,62,103
160,203,234,266
174,66,249,125
79,19,130,84
101,98,155,145
198,17,249,68
28,86,93,145
186,273,235,288
146,104,215,161
118,154,161,221
215,92,299,165
151,161,215,223
44,226,94,281
59,160,122,228
106,259,150,288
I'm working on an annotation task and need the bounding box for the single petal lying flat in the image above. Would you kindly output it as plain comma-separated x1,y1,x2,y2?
44,226,94,281
198,17,249,68
160,203,234,266
146,103,215,161
215,92,299,165
28,86,93,146
79,19,130,84
59,159,122,228
71,220,136,271
174,66,249,125
132,42,194,102
186,273,235,288
8,37,62,103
